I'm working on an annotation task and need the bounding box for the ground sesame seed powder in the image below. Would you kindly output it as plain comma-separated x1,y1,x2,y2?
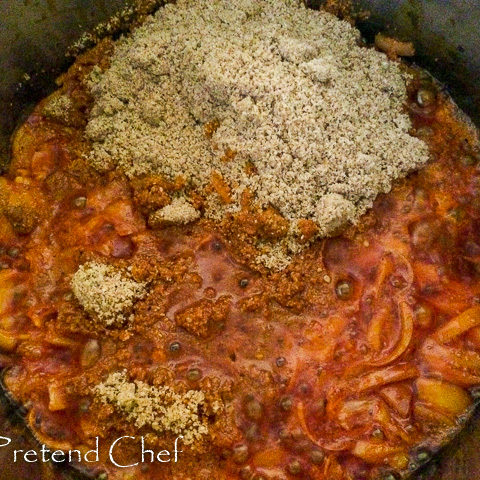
71,262,147,326
85,0,430,268
95,371,214,445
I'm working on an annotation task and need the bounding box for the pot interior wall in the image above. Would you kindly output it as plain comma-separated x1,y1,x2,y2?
0,0,129,169
356,0,480,123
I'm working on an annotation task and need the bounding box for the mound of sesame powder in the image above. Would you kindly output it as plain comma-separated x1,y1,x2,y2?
71,262,147,326
95,371,215,446
85,0,430,268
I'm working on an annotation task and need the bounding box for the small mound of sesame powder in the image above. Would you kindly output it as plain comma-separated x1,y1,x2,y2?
71,262,147,326
85,0,429,268
150,197,201,226
95,371,215,445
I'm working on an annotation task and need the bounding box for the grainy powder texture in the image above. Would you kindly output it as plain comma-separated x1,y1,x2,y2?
85,0,430,265
150,197,201,225
95,371,214,445
42,93,75,123
71,262,147,326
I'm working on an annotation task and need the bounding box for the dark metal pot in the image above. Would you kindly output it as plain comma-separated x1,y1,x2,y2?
0,1,479,479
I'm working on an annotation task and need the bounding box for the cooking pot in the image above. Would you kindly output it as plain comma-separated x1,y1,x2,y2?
0,1,479,479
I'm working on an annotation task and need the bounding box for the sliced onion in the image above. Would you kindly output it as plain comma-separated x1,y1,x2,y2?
392,251,414,293
354,364,418,394
434,360,480,387
372,256,393,296
413,403,456,426
421,340,480,386
370,250,413,297
433,306,480,344
297,401,320,445
367,308,388,351
296,401,354,452
337,399,379,430
423,338,480,374
427,282,477,315
358,364,419,393
369,302,413,367
380,383,412,418
352,440,405,464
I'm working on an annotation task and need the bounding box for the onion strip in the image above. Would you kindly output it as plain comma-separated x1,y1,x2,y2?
372,256,393,296
433,306,480,344
297,401,318,445
369,249,414,297
369,302,413,367
413,403,456,426
296,401,354,452
355,364,418,393
433,342,480,373
421,339,480,386
352,440,405,464
367,308,388,351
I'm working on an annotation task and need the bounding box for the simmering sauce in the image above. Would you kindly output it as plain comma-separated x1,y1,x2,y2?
0,23,479,480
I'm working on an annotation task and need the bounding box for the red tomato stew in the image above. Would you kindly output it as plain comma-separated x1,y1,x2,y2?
0,12,480,480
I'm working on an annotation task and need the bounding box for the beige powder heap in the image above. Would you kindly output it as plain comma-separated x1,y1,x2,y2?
95,371,213,445
150,197,201,226
86,0,429,266
71,262,147,326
